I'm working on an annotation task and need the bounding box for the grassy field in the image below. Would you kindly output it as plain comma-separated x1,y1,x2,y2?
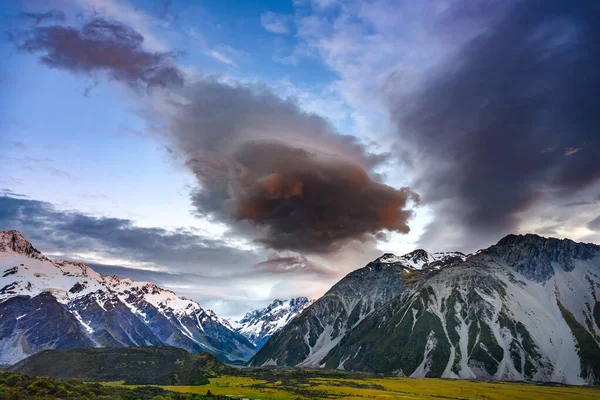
106,374,600,400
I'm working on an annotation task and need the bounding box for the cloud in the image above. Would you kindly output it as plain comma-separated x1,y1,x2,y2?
0,189,28,198
168,80,419,253
0,193,344,319
207,44,243,67
48,166,78,181
253,254,337,277
9,6,419,256
70,0,169,52
9,141,27,150
0,194,262,272
18,9,65,25
385,0,600,251
261,12,292,34
187,28,243,67
588,215,600,232
564,200,599,207
10,16,184,90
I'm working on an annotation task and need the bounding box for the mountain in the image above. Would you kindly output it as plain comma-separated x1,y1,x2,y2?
235,297,314,349
0,230,255,365
9,346,233,385
249,249,456,367
257,234,600,385
377,250,466,271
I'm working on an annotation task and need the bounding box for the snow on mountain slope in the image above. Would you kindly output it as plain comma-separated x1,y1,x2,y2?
377,249,467,270
0,230,255,365
235,297,314,349
321,234,600,385
249,254,429,367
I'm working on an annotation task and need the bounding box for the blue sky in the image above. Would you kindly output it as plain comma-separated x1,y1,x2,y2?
2,0,599,319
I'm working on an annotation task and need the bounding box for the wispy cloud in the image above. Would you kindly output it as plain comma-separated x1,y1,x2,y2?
9,141,27,150
261,12,292,34
188,28,243,67
0,194,262,272
588,215,600,231
207,44,243,67
69,0,169,52
565,147,582,156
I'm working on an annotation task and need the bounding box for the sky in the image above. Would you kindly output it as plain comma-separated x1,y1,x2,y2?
1,0,599,319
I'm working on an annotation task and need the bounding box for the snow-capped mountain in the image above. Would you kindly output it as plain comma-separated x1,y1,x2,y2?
377,249,466,270
235,297,314,349
252,234,600,385
250,250,433,367
0,230,255,365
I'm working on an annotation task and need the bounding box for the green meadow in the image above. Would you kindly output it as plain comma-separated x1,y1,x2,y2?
107,374,600,400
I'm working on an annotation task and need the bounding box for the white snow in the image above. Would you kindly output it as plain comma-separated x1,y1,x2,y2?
377,250,467,270
298,324,343,368
236,298,313,345
72,310,95,334
411,331,436,377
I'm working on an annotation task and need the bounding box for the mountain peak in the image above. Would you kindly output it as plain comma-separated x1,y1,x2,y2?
0,230,42,258
375,249,466,270
236,297,313,349
486,233,599,282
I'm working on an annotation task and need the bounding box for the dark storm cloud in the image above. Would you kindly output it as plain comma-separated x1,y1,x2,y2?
388,0,600,250
0,195,262,271
10,16,183,90
172,81,419,253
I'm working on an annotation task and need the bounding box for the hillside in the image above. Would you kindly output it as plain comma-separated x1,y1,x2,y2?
9,346,234,385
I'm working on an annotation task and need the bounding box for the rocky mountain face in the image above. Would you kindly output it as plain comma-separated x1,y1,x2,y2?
0,230,255,365
254,234,600,385
235,297,314,349
249,250,455,367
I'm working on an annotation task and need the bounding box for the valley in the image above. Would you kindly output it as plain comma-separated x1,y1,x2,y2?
105,373,600,400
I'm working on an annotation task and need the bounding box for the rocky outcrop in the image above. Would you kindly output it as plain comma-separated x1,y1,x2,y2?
0,231,43,258
485,233,598,282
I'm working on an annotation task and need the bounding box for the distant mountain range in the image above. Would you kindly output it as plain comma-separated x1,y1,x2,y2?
233,297,314,349
3,229,600,386
251,235,600,385
0,230,255,365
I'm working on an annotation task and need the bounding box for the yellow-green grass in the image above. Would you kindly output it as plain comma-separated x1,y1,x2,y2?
106,375,600,400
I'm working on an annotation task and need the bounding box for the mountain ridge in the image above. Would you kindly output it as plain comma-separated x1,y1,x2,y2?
0,230,255,365
251,234,600,385
235,297,314,349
